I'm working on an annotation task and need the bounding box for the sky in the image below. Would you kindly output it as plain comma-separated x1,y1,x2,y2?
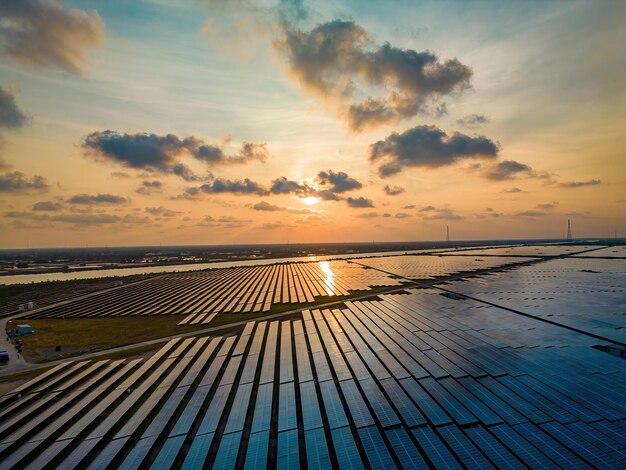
0,0,624,248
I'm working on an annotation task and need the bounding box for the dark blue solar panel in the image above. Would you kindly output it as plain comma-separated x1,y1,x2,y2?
358,378,400,428
305,427,331,470
181,432,214,470
357,425,395,469
339,380,374,428
213,431,242,469
278,382,298,432
319,380,349,430
244,430,269,470
300,380,323,431
489,424,557,469
439,378,502,426
437,424,494,470
277,429,300,469
224,382,253,434
419,378,478,426
251,383,273,434
411,426,461,470
512,422,591,469
458,377,527,425
399,377,452,426
385,427,427,468
331,426,364,470
379,377,426,427
151,435,186,470
464,426,523,470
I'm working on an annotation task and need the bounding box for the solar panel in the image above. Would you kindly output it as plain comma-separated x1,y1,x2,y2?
385,427,427,469
244,430,269,470
331,426,364,470
339,380,374,428
278,382,297,432
181,432,214,470
299,380,323,431
319,380,349,430
437,424,494,470
357,425,395,469
277,429,300,469
250,383,273,434
213,431,243,469
411,426,461,470
304,427,331,470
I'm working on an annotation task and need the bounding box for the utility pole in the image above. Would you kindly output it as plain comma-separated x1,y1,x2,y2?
446,225,450,243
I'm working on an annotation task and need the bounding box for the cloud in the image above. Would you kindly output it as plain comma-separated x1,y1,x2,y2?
197,215,248,228
456,114,489,129
0,86,28,129
315,170,362,193
537,202,557,210
501,187,525,194
394,212,412,218
83,131,268,181
482,160,534,181
67,193,128,205
0,171,49,193
346,196,374,208
403,204,416,209
188,177,268,196
258,222,293,230
32,201,62,211
145,206,181,217
517,210,546,217
383,184,405,196
136,180,164,195
276,20,472,131
559,179,601,189
268,176,310,195
419,206,463,220
0,0,104,76
356,211,379,218
251,200,319,215
369,125,499,177
251,201,281,211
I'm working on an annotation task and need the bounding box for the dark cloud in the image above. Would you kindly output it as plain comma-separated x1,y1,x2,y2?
51,213,121,225
394,212,412,218
252,201,281,211
559,179,601,189
537,202,557,210
276,20,472,131
189,178,268,196
0,86,27,129
483,160,533,181
501,187,525,194
0,171,49,193
403,204,416,209
418,206,463,220
83,131,268,181
0,0,104,76
456,114,489,129
383,184,405,196
268,176,310,195
315,170,362,193
32,201,62,211
369,125,499,177
136,180,164,195
346,196,374,208
67,193,128,205
145,206,181,217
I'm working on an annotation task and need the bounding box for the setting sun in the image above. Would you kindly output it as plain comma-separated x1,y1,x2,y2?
301,196,320,205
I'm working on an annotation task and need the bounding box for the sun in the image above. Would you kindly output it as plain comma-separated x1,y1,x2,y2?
301,196,320,205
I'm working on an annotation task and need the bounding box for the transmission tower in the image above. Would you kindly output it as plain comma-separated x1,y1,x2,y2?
446,225,450,243
566,219,572,242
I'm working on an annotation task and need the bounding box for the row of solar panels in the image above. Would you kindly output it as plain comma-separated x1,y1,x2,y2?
23,260,402,321
1,288,625,468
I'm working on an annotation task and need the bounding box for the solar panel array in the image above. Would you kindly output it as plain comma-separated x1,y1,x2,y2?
21,256,530,323
438,245,601,257
355,255,535,280
2,288,624,469
447,257,626,344
573,246,626,258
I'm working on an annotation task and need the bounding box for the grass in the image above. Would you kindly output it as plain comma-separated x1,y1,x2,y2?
9,316,208,363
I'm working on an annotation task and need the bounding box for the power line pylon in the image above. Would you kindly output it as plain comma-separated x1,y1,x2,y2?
566,219,572,242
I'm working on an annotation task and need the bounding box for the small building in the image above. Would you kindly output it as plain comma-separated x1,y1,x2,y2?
0,350,9,362
16,324,34,336
17,302,35,311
